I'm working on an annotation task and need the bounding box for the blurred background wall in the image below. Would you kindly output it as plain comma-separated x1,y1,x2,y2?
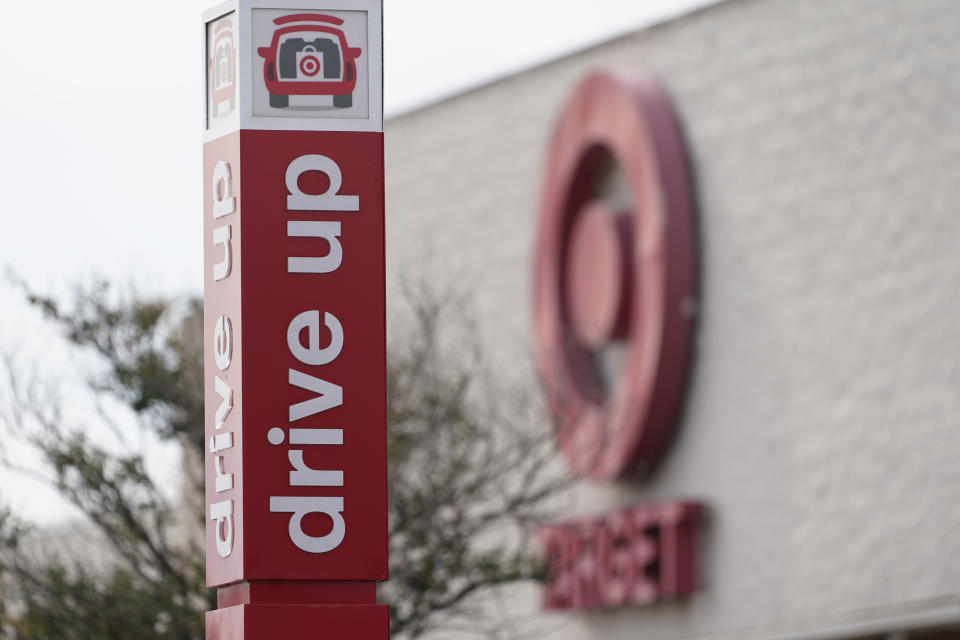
384,0,960,638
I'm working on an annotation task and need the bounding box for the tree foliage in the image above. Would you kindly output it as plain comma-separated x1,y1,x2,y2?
0,280,563,639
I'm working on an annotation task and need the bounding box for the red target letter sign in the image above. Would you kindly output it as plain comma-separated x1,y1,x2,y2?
202,2,387,638
532,72,704,612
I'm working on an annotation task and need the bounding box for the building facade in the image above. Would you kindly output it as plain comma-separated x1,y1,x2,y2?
384,0,960,638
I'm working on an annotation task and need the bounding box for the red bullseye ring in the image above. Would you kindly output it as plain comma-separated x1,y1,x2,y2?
533,72,697,480
300,56,320,77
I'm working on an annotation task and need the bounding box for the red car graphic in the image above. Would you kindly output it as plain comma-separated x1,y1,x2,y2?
209,18,237,114
257,14,362,109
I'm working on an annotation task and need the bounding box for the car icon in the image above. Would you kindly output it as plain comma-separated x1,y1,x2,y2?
257,13,362,109
209,18,237,115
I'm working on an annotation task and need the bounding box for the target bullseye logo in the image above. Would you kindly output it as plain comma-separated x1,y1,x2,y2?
533,72,697,480
220,63,228,84
299,54,321,77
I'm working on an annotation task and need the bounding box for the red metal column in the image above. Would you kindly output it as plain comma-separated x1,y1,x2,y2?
202,3,387,637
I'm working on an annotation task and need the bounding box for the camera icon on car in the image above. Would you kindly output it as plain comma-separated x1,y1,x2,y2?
258,13,362,110
296,46,323,78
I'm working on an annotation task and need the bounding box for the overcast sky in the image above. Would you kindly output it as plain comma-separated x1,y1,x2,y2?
0,0,717,523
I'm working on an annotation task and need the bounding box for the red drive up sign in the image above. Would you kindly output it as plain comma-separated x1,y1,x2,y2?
202,2,386,637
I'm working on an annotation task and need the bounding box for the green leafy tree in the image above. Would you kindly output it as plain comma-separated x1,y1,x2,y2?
0,280,564,639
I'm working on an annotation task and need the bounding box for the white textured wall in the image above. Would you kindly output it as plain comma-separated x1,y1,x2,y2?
384,0,960,638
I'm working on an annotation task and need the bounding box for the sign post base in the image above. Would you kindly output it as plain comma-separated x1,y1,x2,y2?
207,602,388,639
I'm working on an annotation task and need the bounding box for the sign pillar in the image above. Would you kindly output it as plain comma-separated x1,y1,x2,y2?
201,1,387,637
